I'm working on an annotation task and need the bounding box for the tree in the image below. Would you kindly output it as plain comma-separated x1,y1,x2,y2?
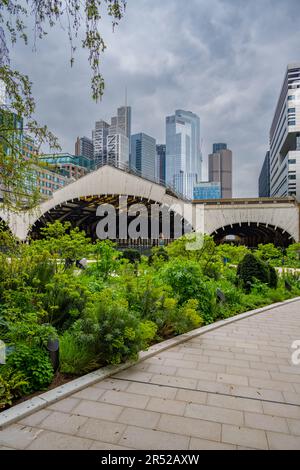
0,1,127,209
255,243,282,265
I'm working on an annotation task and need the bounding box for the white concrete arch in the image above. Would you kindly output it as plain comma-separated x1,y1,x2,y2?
25,165,194,241
203,200,299,242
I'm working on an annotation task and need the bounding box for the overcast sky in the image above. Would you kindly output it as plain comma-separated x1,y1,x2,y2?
9,0,300,197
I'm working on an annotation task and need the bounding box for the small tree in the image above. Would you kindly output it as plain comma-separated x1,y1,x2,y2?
237,253,278,292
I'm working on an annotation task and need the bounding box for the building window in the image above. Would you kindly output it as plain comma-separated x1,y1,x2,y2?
288,95,295,100
288,120,296,126
288,174,296,180
288,108,296,113
289,159,296,164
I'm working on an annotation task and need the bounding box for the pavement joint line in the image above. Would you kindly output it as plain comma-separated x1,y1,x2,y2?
0,295,299,430
114,377,300,409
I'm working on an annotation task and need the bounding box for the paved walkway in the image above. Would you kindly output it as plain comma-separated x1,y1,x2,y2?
1,300,300,450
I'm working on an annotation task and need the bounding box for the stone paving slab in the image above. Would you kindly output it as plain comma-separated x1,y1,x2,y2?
1,299,300,450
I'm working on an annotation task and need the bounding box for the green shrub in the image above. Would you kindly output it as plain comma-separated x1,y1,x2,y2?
59,329,100,375
268,265,278,289
148,247,169,266
5,344,54,394
122,249,141,264
95,299,144,365
237,253,270,291
0,368,28,410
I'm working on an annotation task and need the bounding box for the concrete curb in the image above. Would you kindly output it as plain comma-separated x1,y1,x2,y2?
1,295,299,430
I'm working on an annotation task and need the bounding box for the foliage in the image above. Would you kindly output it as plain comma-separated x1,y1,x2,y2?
92,240,119,279
121,249,141,264
4,344,54,394
148,246,169,266
93,290,150,365
0,1,126,210
256,244,282,266
59,329,100,375
1,222,300,408
237,253,274,291
286,243,300,267
0,367,28,410
30,221,92,263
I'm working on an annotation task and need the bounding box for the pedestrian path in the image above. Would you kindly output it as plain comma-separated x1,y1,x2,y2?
1,300,300,450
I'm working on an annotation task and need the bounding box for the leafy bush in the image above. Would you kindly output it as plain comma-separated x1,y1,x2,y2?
5,344,54,394
148,247,169,266
122,249,141,264
0,368,28,410
237,253,275,291
59,329,100,375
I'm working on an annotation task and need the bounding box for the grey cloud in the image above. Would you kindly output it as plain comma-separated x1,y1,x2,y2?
8,0,300,196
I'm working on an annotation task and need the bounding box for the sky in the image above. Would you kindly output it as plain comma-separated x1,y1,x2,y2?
8,0,300,197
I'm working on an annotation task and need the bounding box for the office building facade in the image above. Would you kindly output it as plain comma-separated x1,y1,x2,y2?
193,181,221,200
166,109,202,199
75,136,94,162
92,120,110,168
131,133,156,180
208,143,232,198
259,151,271,197
269,63,300,200
213,143,227,153
156,144,166,184
39,153,92,181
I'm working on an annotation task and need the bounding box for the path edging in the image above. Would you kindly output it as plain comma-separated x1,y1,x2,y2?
1,295,299,430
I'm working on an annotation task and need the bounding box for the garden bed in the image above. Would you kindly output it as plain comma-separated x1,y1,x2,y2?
1,221,300,412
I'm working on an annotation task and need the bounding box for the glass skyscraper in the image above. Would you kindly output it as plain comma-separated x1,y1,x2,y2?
258,151,270,197
131,133,156,180
165,110,202,199
156,144,166,184
193,181,221,200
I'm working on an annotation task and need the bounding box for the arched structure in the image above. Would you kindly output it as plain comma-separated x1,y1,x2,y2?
1,166,299,246
14,165,195,242
200,198,299,247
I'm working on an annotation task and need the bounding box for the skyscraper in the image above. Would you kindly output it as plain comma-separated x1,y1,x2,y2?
131,133,156,180
193,181,221,200
259,151,270,197
156,144,166,184
92,120,110,168
213,143,227,153
269,63,300,200
107,116,129,168
208,143,232,198
117,106,131,143
166,110,202,199
75,136,94,162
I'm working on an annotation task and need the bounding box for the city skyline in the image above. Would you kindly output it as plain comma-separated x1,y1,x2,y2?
8,0,300,197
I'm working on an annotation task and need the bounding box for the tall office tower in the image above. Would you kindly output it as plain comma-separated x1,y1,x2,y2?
117,106,131,142
270,63,300,200
193,181,221,200
259,151,271,197
213,143,227,153
92,120,110,168
156,144,166,184
208,143,233,198
75,137,94,161
107,116,129,168
166,110,202,199
131,133,156,180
